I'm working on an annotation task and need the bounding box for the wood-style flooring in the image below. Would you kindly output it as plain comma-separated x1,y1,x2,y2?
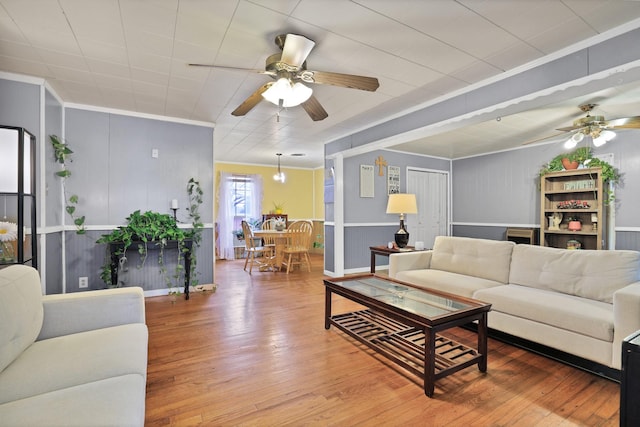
144,255,620,426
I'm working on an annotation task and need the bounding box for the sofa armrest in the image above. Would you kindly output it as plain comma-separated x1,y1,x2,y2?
37,287,146,341
388,251,433,278
613,281,640,368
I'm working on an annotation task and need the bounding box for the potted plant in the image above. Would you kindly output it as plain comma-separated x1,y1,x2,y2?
538,147,621,204
272,201,285,215
97,210,188,289
274,217,287,231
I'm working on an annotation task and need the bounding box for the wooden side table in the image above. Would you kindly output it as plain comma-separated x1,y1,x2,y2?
369,245,415,273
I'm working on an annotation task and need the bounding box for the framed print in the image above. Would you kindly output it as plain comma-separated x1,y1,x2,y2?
360,164,375,198
388,165,400,194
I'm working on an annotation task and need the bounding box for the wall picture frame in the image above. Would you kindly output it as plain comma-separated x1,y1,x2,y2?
360,164,375,198
388,165,400,194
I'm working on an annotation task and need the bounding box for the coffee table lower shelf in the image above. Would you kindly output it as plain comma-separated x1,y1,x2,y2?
329,309,483,396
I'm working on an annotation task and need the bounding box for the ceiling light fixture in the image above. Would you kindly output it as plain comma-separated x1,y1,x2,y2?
273,153,285,183
564,127,616,149
262,77,312,107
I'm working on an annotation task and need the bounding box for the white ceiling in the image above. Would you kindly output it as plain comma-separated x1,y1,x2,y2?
2,0,640,168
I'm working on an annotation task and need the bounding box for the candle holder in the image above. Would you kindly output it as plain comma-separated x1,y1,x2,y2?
170,199,178,221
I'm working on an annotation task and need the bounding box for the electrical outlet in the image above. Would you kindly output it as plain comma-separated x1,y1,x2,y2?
79,277,88,288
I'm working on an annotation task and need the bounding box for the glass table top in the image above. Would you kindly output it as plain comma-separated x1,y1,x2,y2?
327,276,475,318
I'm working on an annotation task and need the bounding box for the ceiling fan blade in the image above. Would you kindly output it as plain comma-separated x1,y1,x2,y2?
556,125,581,132
280,34,315,68
231,83,271,117
301,70,379,92
301,95,328,121
188,63,274,75
606,116,640,128
521,132,568,146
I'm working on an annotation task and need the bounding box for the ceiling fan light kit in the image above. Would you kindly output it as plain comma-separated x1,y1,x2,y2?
262,78,312,107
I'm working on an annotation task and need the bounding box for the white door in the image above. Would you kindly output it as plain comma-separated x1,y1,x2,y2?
407,169,449,248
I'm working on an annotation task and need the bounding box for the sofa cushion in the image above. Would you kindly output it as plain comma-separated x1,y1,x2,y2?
395,269,503,298
0,374,146,427
0,323,147,404
509,244,640,303
430,236,515,284
474,284,614,342
0,265,43,373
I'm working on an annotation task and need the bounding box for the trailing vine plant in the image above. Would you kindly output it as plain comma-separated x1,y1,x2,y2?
185,178,204,288
49,135,86,234
538,146,621,204
96,210,187,289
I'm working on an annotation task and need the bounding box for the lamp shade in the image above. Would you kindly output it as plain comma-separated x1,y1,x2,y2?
386,193,417,214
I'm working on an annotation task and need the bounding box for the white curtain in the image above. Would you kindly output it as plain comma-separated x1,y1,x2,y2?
216,172,263,260
248,175,263,222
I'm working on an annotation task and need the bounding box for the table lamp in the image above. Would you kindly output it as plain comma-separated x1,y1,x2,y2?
386,193,418,248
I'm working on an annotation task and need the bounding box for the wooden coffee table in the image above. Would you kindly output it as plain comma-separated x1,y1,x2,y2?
324,274,491,397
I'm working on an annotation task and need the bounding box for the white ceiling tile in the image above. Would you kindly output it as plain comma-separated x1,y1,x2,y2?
0,40,41,61
120,0,178,36
483,42,543,72
128,51,172,75
59,0,125,46
35,47,88,70
94,72,133,91
77,38,128,64
0,54,50,77
0,6,27,43
47,65,94,85
126,30,174,57
131,67,170,87
86,58,130,78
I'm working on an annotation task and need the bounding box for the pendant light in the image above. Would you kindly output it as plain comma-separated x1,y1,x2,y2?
273,153,285,183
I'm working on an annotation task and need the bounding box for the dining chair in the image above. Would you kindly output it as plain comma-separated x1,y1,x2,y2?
260,218,277,253
241,220,272,274
281,221,313,273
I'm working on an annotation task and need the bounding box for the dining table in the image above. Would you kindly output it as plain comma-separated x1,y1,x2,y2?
253,229,304,271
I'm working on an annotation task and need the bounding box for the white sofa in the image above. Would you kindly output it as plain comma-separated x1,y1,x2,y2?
389,236,640,371
0,265,148,426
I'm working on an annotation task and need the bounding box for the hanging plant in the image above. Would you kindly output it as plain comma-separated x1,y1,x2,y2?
50,135,86,234
185,178,206,289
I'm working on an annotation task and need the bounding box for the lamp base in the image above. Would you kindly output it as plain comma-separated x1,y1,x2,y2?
394,218,410,248
394,232,410,248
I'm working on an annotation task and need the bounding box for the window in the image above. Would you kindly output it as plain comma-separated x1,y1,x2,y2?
217,172,263,259
230,177,258,229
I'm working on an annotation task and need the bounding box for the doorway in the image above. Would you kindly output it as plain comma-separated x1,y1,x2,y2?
406,168,449,248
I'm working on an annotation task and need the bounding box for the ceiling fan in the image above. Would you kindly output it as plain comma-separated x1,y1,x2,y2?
524,103,640,147
189,33,380,121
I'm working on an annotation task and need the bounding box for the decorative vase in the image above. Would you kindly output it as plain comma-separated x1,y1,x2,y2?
561,158,579,170
568,220,582,231
275,225,285,231
0,241,15,262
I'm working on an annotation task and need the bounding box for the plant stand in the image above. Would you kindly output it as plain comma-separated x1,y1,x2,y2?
108,239,193,299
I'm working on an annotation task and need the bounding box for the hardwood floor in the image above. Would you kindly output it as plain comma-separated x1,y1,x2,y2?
144,255,620,426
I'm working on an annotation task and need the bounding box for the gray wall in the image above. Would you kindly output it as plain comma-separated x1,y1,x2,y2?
63,108,214,292
451,133,640,249
324,149,450,273
1,75,215,293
